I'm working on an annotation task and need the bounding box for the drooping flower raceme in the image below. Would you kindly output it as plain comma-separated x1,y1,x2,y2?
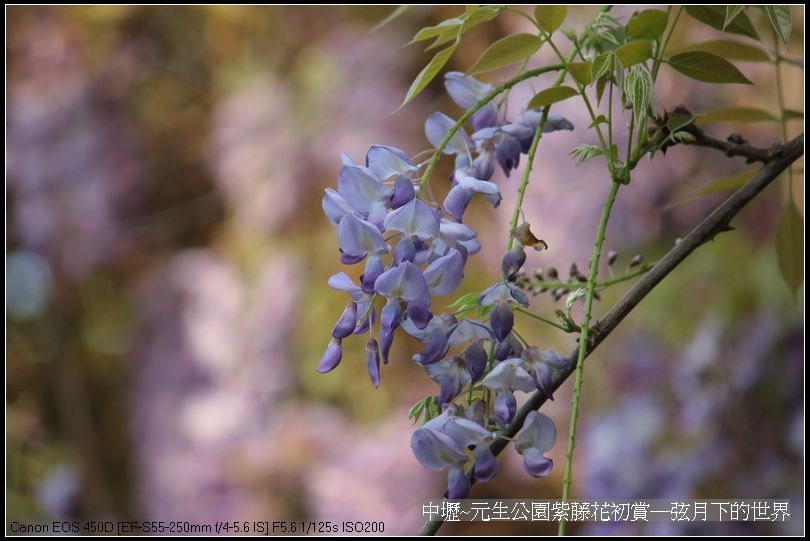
319,70,576,498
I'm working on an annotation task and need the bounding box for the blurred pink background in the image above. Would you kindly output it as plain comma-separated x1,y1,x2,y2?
6,6,804,535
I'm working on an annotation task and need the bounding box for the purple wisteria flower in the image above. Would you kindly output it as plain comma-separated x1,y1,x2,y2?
410,407,496,498
320,69,571,498
319,142,492,387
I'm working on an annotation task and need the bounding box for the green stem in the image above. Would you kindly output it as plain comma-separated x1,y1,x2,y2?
558,179,621,536
595,263,652,289
515,306,569,332
505,40,581,250
416,64,566,195
547,36,614,176
527,262,654,292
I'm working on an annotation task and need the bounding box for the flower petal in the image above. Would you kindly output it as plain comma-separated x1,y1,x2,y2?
410,428,467,471
423,249,464,296
365,338,381,388
393,236,416,265
444,71,494,109
521,447,554,477
425,112,472,155
361,256,384,294
446,465,470,499
478,281,530,307
322,188,354,226
448,318,494,348
366,145,417,180
473,445,499,483
439,219,478,242
490,301,514,342
471,102,498,131
373,261,429,303
331,301,358,339
380,327,394,365
338,214,387,258
464,342,488,383
501,245,526,281
455,170,500,195
494,390,517,425
391,175,416,209
316,338,342,373
327,272,362,296
383,199,440,240
471,152,495,181
481,358,536,392
496,136,522,177
381,298,403,332
413,327,448,365
407,300,433,330
442,416,493,448
443,185,473,222
543,112,574,132
516,410,557,454
337,164,392,213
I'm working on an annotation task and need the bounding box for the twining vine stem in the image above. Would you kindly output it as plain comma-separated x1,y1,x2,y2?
558,178,620,535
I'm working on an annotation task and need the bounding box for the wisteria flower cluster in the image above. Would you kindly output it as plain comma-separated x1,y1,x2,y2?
319,71,573,497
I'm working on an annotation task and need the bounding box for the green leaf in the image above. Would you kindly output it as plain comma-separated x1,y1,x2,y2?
447,291,478,310
765,6,792,46
424,28,458,52
626,9,668,40
466,33,543,75
568,61,593,85
724,5,745,29
776,201,804,294
409,18,461,44
685,6,759,40
665,168,755,208
527,86,578,109
461,5,503,32
534,6,567,34
625,65,653,123
696,107,778,125
569,144,604,164
615,40,654,67
672,40,770,62
400,43,457,107
666,114,695,133
371,5,411,33
595,76,608,105
408,398,426,423
588,114,608,128
667,51,752,84
591,52,613,82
